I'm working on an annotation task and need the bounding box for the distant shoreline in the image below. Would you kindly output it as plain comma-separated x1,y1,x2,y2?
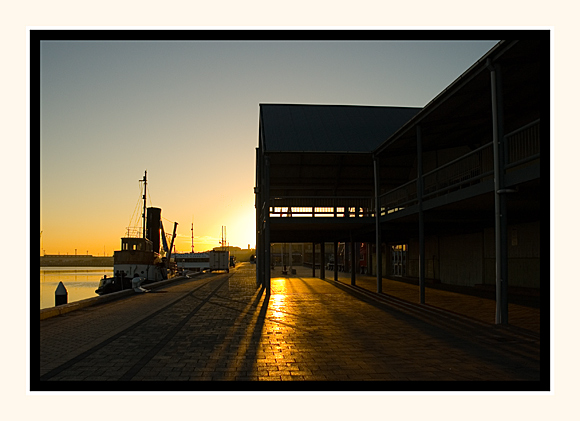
40,255,114,267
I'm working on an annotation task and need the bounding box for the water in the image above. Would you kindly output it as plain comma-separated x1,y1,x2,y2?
40,267,113,310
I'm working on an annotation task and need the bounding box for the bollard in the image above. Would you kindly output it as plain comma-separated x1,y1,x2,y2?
55,281,68,306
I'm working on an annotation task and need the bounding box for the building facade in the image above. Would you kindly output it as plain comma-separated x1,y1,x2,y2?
255,38,547,324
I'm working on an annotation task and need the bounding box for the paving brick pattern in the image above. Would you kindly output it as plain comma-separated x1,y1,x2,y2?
38,263,542,387
319,266,541,334
39,275,219,376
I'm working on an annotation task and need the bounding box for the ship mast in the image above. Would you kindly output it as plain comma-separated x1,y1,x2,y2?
141,171,147,239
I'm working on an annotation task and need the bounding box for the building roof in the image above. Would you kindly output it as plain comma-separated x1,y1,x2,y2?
259,104,421,153
374,39,546,156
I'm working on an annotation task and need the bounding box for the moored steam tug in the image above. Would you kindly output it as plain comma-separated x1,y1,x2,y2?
96,171,178,295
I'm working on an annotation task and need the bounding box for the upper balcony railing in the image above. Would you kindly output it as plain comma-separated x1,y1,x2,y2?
380,141,495,214
505,119,540,169
378,180,417,216
379,119,540,216
422,141,495,200
269,196,374,218
262,120,540,220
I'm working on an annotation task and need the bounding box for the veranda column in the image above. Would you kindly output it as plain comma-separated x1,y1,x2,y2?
416,125,425,304
374,156,383,293
489,59,508,325
320,242,325,280
255,148,263,288
289,242,293,275
333,241,339,281
264,155,271,293
350,233,356,286
312,242,316,277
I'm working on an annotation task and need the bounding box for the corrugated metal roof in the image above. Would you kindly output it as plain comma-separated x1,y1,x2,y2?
260,104,421,152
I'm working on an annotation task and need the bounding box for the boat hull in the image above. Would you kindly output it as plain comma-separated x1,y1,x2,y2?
95,263,168,295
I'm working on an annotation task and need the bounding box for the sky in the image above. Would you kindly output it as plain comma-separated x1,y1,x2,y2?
39,37,499,255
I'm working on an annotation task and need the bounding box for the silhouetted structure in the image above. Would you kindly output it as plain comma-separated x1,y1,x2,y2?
255,38,547,324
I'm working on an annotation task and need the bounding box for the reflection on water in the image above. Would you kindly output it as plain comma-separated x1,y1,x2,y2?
39,267,113,310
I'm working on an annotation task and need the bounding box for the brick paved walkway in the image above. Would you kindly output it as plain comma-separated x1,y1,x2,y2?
292,266,541,334
37,263,545,390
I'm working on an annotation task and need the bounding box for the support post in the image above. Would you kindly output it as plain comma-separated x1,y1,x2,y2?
255,148,263,288
417,125,425,304
350,234,356,286
320,242,325,279
312,242,316,277
374,156,383,293
258,208,263,288
489,60,508,324
264,156,271,293
256,225,262,288
258,218,264,288
333,241,339,281
289,242,293,275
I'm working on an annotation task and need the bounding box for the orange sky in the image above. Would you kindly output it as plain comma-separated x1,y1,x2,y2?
39,38,497,256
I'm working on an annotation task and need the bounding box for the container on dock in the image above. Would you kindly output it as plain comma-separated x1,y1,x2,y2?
209,250,230,272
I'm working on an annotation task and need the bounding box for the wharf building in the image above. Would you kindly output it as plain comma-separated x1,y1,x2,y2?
254,38,547,324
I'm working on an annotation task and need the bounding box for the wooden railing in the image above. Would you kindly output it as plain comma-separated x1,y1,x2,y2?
378,119,540,215
264,121,540,220
422,142,495,200
505,119,540,168
269,196,374,218
379,180,417,216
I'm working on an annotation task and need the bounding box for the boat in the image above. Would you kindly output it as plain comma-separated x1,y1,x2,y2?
96,171,178,295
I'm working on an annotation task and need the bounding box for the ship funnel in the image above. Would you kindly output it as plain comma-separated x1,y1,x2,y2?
146,207,162,254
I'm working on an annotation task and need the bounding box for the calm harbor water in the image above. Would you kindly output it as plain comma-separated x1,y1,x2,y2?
40,267,113,310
